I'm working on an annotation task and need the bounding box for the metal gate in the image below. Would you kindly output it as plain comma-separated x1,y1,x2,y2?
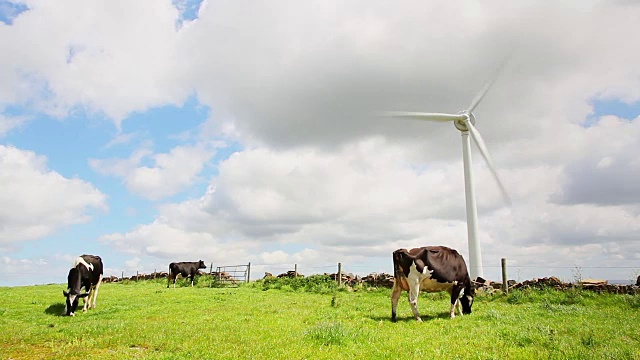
210,263,250,287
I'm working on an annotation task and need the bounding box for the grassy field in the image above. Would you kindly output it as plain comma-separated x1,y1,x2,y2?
1,276,639,359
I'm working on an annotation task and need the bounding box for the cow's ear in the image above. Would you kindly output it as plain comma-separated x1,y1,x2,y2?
63,290,69,297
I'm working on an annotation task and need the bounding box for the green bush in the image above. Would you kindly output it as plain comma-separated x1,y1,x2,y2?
624,294,640,309
259,274,340,294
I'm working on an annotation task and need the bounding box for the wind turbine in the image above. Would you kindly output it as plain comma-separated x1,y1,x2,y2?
385,72,511,280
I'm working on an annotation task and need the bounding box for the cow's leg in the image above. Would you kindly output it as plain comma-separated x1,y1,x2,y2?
391,282,403,322
82,294,89,312
449,300,458,319
450,288,462,318
90,274,103,309
62,294,68,315
190,274,194,287
408,279,422,322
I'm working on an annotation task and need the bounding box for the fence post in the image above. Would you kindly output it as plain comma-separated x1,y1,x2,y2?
136,271,139,281
501,258,508,294
338,263,342,286
154,269,156,279
246,262,251,283
121,271,124,281
294,264,298,277
208,263,213,287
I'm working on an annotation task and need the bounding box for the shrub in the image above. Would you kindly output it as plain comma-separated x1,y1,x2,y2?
259,274,339,294
624,294,640,309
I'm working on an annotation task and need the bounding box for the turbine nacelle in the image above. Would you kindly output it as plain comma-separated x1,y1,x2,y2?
454,111,475,132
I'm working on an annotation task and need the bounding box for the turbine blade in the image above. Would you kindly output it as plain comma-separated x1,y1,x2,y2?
467,55,512,113
383,111,464,122
467,80,494,114
465,120,512,207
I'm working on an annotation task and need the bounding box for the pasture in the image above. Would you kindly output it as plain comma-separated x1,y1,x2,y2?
1,277,639,359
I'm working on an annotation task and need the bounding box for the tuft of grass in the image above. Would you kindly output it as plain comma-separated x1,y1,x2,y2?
558,288,585,305
482,309,502,320
506,288,533,304
580,331,597,348
330,293,338,307
305,322,353,346
624,294,640,309
498,325,557,349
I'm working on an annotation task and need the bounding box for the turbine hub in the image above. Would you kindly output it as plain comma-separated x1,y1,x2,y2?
454,111,475,132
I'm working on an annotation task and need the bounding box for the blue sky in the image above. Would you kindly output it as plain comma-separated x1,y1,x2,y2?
0,0,27,25
1,1,640,286
592,99,640,120
4,95,228,266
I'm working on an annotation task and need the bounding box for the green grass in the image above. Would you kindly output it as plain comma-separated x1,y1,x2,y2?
1,278,639,359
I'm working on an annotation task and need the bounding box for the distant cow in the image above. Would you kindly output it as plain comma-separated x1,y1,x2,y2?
391,246,474,322
63,254,104,316
167,260,207,288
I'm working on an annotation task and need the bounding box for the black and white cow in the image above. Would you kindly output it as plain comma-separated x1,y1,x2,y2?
391,246,474,322
62,254,104,316
167,260,207,288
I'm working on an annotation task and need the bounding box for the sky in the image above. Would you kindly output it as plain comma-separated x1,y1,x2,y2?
1,0,639,287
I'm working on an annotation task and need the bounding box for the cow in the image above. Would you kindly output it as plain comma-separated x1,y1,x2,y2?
62,254,104,316
167,260,207,288
391,246,474,322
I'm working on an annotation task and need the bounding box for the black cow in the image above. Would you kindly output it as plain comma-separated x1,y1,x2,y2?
167,260,207,288
391,246,474,322
62,254,104,316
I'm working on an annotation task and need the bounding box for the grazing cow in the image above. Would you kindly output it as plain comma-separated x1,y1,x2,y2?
391,246,474,322
62,254,104,316
167,260,207,288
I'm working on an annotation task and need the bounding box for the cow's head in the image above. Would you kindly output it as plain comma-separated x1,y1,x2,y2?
198,260,206,269
62,290,89,316
63,267,88,316
459,289,475,314
392,249,413,278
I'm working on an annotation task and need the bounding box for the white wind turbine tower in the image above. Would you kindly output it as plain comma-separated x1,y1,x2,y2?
386,70,511,280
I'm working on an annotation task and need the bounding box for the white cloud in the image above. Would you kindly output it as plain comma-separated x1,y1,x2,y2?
0,256,50,286
90,143,215,200
259,250,290,265
0,145,107,246
552,116,640,206
124,257,141,271
0,113,29,136
0,0,189,127
104,131,139,148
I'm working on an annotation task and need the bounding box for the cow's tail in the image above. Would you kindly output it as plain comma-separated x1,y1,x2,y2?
392,249,406,279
